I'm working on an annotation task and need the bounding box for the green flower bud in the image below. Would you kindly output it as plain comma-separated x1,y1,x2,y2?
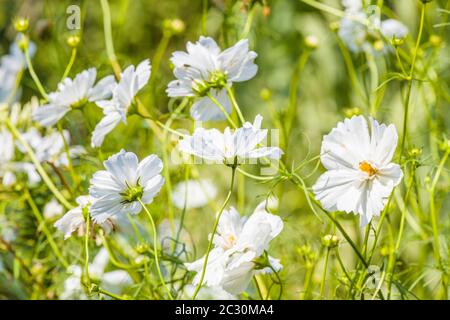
429,35,442,47
304,35,319,49
163,18,185,35
321,234,339,248
408,147,422,158
343,107,361,118
260,88,272,101
67,35,81,48
14,17,29,32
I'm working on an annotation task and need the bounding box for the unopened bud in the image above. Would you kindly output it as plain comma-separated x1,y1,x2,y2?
66,35,81,48
304,35,319,49
14,17,29,32
322,234,339,248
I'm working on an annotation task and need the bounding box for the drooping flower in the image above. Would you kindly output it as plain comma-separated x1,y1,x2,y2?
88,150,164,223
91,59,151,147
312,115,403,227
185,202,283,294
338,0,408,53
61,248,132,300
32,68,116,127
178,114,283,165
171,179,217,209
167,37,257,121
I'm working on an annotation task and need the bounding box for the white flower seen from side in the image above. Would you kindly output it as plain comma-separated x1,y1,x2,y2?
167,36,257,121
338,0,408,53
178,114,283,165
88,150,164,223
312,115,403,227
185,202,283,294
91,59,151,147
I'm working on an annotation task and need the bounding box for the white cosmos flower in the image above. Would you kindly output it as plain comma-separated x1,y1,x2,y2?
178,114,283,165
380,19,409,40
91,59,151,148
18,127,85,166
61,248,132,300
172,179,217,209
33,68,116,127
0,36,36,103
167,36,257,121
338,0,408,53
312,115,403,227
89,150,164,223
0,128,40,186
185,202,283,294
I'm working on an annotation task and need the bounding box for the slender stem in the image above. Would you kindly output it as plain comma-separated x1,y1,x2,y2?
61,48,77,81
206,92,237,128
150,32,171,89
320,248,331,298
241,5,256,39
25,189,69,269
138,199,174,300
192,166,237,300
225,85,246,125
57,123,78,189
23,45,48,100
84,211,91,289
98,287,127,300
399,3,426,162
6,119,73,210
201,0,208,35
429,149,449,299
253,276,264,300
100,0,121,78
292,173,369,268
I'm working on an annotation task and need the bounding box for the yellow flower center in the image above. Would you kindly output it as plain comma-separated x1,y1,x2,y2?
359,161,377,177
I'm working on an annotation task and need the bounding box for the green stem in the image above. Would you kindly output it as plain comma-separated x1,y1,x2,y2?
23,45,48,100
84,211,91,289
206,92,237,128
138,199,174,300
320,248,330,298
6,119,73,210
25,189,69,269
100,0,121,78
192,166,237,300
399,3,426,162
61,48,77,81
225,85,245,125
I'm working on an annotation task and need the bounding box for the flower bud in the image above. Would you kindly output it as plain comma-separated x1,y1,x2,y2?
439,138,450,153
321,234,339,248
304,35,319,49
135,243,149,254
66,35,81,48
260,88,272,101
14,17,29,32
373,40,384,51
163,19,186,35
343,107,361,118
391,37,404,47
17,34,29,51
408,147,422,158
429,35,442,47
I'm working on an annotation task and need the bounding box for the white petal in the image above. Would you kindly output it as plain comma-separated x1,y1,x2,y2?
33,104,70,127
